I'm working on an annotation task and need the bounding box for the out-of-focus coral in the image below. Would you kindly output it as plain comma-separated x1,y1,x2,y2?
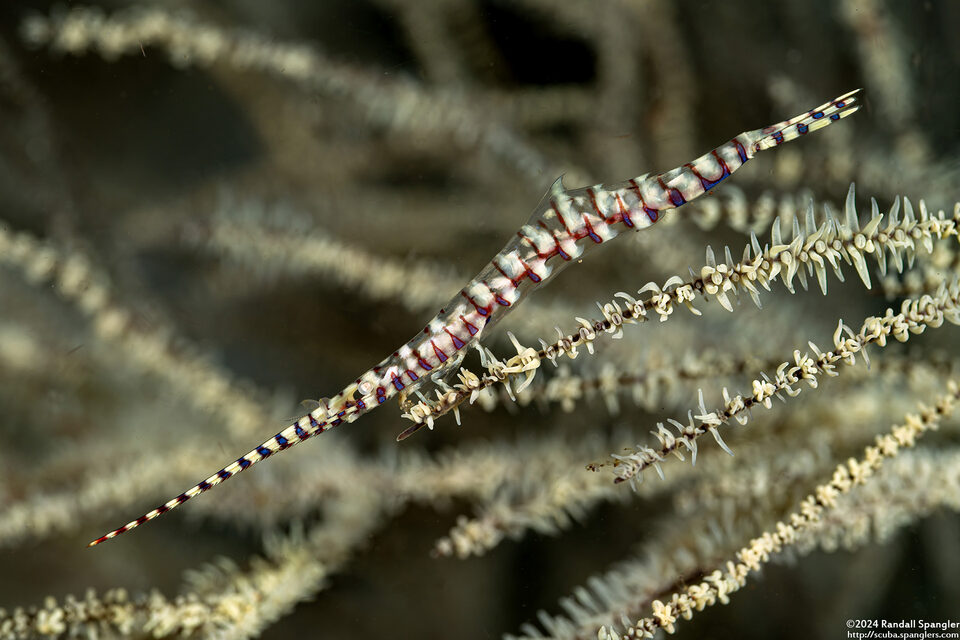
1,2,959,639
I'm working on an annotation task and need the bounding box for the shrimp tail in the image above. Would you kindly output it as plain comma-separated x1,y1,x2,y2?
751,88,861,151
88,387,360,547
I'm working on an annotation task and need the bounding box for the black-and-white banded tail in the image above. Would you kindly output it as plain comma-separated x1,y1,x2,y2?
753,88,861,151
86,404,349,547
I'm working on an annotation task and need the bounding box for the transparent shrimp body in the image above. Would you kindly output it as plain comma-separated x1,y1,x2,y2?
88,89,860,546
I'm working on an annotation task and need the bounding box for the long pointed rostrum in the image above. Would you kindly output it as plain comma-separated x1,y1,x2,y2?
88,89,861,546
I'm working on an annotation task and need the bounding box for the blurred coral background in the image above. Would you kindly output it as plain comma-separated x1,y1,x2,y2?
0,1,958,638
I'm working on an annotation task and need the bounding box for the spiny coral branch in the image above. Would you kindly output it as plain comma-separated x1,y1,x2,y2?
0,489,387,640
607,281,960,486
0,223,273,440
600,380,958,639
400,185,960,434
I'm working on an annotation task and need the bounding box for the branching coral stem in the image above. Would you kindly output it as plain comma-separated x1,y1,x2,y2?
602,379,958,638
609,282,960,486
402,183,959,435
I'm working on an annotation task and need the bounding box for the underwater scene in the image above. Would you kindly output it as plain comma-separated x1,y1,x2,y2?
0,1,958,638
